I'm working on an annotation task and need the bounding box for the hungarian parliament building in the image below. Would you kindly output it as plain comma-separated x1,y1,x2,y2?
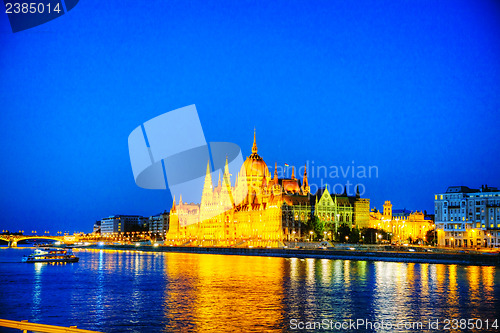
165,132,370,247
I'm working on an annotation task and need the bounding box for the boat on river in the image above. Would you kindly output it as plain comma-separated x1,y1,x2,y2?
22,248,79,263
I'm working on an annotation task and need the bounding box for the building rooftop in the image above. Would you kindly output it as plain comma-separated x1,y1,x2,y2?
445,185,498,193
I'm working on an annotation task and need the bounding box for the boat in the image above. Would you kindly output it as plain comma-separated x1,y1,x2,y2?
22,248,79,263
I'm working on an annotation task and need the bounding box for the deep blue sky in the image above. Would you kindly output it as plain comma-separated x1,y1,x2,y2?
1,0,499,233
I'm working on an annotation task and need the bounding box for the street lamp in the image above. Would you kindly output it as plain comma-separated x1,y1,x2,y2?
309,230,313,242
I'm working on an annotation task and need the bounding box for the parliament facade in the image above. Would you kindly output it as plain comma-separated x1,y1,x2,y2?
166,132,370,247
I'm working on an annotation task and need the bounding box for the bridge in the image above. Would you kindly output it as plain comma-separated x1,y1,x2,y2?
0,235,77,247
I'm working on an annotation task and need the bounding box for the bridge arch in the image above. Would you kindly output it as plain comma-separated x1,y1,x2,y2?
0,236,66,247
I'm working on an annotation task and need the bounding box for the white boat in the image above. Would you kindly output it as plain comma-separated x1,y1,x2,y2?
22,248,79,263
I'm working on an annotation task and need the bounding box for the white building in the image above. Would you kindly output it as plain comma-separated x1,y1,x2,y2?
149,212,169,239
434,185,500,248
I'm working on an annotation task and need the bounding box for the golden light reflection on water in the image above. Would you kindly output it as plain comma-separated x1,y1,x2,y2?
163,253,285,332
60,249,500,332
446,265,459,319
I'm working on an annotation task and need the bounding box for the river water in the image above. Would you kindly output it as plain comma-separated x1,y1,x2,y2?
0,247,499,332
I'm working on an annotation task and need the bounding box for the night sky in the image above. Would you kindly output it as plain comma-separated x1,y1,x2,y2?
1,0,499,233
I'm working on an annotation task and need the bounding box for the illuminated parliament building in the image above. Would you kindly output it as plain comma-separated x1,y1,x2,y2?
166,132,370,247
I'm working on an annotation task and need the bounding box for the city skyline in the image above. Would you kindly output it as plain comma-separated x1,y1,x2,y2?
1,0,499,233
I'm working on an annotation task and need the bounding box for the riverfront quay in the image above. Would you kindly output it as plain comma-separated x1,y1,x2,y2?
85,244,500,266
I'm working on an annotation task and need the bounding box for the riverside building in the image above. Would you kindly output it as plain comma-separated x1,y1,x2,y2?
100,215,149,234
149,212,170,239
369,201,434,243
434,185,500,248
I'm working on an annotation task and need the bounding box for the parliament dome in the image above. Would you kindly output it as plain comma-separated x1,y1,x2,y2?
240,130,270,180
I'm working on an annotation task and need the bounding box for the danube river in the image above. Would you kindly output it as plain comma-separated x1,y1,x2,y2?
0,248,499,332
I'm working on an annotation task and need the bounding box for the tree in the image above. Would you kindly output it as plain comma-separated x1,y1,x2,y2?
361,228,387,244
425,229,436,245
349,227,361,243
312,216,325,241
337,223,351,242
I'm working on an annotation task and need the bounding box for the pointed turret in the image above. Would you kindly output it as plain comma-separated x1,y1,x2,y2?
201,160,214,213
291,166,295,180
223,156,232,188
179,194,183,205
203,160,213,190
356,185,360,198
303,164,308,187
274,162,279,185
217,170,221,188
223,156,230,183
171,196,177,213
222,155,235,206
302,163,310,195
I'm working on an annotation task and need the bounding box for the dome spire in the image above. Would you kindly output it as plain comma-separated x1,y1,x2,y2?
252,127,258,154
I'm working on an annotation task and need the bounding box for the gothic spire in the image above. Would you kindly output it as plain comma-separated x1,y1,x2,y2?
252,127,258,154
303,163,308,187
223,155,231,185
172,195,176,212
274,162,279,185
204,160,213,188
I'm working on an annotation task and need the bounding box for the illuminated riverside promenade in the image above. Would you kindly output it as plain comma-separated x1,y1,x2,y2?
87,243,500,266
2,232,499,266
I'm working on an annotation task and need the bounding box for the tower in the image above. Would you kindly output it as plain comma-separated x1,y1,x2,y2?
383,201,392,219
302,163,310,195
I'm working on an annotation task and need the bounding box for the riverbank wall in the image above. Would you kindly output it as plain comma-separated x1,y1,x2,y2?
85,245,500,266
